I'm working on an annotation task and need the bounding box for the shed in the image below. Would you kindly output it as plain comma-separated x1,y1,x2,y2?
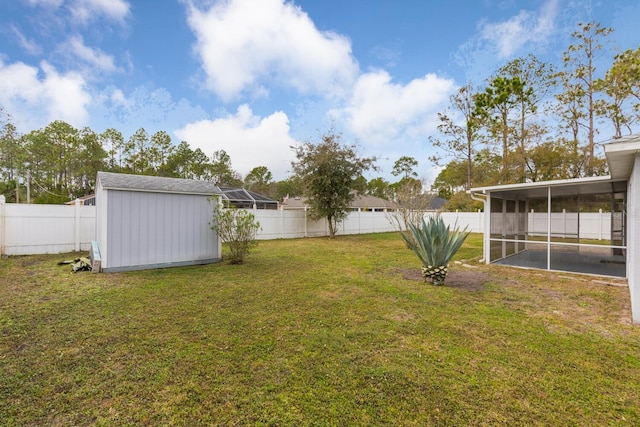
95,172,222,272
469,134,640,323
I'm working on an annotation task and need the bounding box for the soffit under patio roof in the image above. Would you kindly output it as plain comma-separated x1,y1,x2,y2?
470,176,627,200
604,134,640,180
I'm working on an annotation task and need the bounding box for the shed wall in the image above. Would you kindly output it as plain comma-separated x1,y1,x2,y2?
628,154,640,323
104,190,218,271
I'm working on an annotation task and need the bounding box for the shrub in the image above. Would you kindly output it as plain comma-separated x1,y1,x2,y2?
210,200,261,264
401,216,470,285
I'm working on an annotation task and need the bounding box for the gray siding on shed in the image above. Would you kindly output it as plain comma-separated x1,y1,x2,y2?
105,189,218,271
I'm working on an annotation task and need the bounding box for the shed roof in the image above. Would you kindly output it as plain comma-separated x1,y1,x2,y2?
97,171,222,196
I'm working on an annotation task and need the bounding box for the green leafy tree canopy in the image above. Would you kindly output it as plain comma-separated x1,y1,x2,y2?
292,127,376,238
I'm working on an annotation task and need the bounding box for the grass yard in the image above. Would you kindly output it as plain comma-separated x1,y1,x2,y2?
1,232,639,426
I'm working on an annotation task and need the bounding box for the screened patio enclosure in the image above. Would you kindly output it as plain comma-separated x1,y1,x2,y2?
473,176,627,278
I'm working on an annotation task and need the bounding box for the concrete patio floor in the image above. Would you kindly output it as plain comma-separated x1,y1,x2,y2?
494,248,626,278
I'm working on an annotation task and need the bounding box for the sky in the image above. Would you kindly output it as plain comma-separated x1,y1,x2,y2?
1,0,639,184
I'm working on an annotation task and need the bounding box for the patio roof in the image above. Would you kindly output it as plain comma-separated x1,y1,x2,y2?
469,134,640,199
469,175,627,199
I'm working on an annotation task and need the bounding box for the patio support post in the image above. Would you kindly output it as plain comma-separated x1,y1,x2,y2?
502,198,507,259
483,193,491,264
547,186,551,271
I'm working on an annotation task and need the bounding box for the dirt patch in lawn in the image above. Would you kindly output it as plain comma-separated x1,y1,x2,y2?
399,268,489,291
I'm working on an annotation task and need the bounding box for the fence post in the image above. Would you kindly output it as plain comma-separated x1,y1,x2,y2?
280,207,285,239
304,206,308,238
531,209,535,235
598,208,603,241
75,198,81,252
0,195,5,256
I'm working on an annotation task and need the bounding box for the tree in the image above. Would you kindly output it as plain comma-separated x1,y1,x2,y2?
22,120,81,202
125,128,151,174
99,128,125,171
474,76,533,184
210,200,261,264
165,141,214,180
432,160,467,199
74,127,106,196
391,156,418,180
432,148,501,200
497,55,555,182
430,83,482,189
366,177,391,199
386,178,434,247
150,130,173,176
210,150,242,186
244,166,273,196
0,119,24,202
273,176,303,202
558,22,613,174
443,191,483,212
595,47,640,138
292,128,376,238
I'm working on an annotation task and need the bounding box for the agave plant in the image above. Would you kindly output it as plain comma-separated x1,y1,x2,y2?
401,215,470,285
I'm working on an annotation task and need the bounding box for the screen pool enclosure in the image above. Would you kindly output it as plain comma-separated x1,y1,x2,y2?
473,176,626,278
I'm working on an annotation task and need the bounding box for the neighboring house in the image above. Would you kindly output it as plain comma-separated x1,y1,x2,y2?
429,196,447,211
95,171,222,272
281,193,398,212
469,134,640,324
281,193,445,212
64,194,96,206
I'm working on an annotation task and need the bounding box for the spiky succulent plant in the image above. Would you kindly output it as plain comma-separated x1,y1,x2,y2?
401,216,470,285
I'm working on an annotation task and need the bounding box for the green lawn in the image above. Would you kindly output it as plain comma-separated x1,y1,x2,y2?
1,233,638,426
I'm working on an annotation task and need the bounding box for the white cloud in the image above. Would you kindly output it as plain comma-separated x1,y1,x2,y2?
68,0,130,24
9,25,42,55
175,105,298,179
0,59,90,130
25,0,63,7
185,0,359,102
62,35,118,73
24,0,130,23
336,70,456,144
477,0,558,59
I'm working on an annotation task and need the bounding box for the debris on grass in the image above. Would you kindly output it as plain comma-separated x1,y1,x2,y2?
57,257,92,272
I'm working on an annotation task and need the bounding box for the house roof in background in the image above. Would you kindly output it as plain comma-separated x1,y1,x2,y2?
97,171,222,196
282,193,397,209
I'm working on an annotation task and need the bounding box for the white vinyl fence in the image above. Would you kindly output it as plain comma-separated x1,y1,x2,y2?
0,199,614,256
0,198,95,256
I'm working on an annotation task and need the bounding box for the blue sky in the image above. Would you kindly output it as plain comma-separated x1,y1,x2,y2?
1,0,639,183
